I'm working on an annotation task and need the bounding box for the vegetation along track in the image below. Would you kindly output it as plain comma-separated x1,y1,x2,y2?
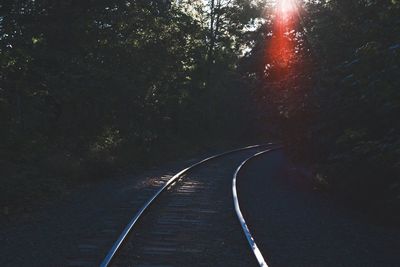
101,144,279,266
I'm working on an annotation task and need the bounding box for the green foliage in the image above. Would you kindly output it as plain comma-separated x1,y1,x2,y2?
0,0,265,210
243,0,400,221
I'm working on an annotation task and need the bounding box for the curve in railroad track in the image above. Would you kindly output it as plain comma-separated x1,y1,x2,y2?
100,143,277,267
233,147,282,267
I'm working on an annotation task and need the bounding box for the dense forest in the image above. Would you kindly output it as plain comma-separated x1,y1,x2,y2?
243,0,400,223
0,0,266,212
1,0,399,223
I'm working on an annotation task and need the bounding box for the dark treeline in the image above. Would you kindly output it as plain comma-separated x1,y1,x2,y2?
244,0,400,223
303,1,400,221
0,0,266,210
1,0,399,223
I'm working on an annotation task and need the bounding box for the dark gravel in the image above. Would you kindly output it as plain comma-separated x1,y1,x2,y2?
238,150,400,267
0,156,205,267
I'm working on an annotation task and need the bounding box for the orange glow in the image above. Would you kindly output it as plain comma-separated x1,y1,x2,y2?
266,0,300,76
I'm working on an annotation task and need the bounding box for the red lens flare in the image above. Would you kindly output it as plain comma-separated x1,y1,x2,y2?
266,0,300,77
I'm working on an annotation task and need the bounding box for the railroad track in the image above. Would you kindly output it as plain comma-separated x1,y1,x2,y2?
233,149,281,267
100,144,280,267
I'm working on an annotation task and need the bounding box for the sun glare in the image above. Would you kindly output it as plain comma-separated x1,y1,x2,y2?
265,0,301,75
276,0,297,16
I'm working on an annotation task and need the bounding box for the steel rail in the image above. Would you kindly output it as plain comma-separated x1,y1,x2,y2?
232,147,282,267
100,143,274,267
